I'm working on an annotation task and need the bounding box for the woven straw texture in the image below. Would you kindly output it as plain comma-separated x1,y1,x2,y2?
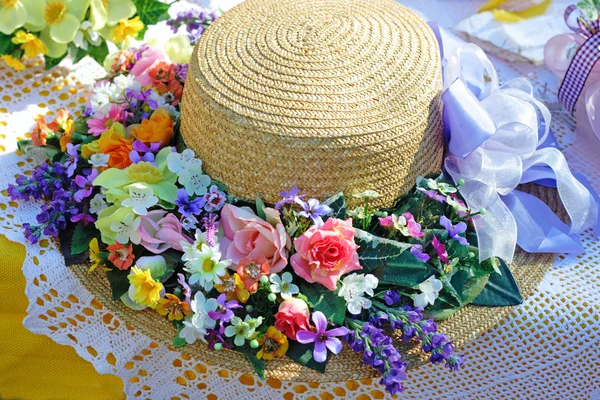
180,0,444,209
67,183,560,383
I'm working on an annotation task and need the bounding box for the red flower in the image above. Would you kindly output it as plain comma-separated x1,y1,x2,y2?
107,242,135,270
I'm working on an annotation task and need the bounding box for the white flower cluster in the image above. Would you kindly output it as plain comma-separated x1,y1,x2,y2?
167,149,211,197
180,230,230,292
338,273,379,315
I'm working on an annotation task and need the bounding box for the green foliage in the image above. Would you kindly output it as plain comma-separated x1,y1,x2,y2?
301,283,346,325
68,42,109,66
286,341,327,373
0,32,17,55
133,0,171,26
255,195,267,220
355,229,435,286
322,192,346,220
59,223,91,266
472,258,523,306
106,268,131,301
173,326,186,348
71,223,99,255
577,0,600,20
44,54,67,70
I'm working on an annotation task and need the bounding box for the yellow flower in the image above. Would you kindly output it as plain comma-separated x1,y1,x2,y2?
155,293,191,321
257,326,289,360
89,0,135,30
1,55,24,71
0,0,44,36
88,238,102,272
127,266,164,308
112,16,143,44
11,30,48,58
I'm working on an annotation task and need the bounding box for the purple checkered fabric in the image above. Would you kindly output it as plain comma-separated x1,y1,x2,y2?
557,6,600,113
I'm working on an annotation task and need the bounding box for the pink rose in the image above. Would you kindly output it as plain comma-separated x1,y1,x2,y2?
220,204,291,273
274,298,311,340
130,47,170,86
291,218,361,291
138,210,192,254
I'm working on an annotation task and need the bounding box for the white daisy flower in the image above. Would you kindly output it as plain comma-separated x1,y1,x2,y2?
183,243,231,291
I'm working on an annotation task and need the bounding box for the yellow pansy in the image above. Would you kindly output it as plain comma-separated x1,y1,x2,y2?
0,55,25,71
0,0,43,35
11,30,48,58
111,16,144,44
89,0,135,31
38,0,91,58
127,266,164,308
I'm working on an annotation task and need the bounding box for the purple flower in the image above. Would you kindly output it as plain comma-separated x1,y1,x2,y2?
65,143,79,177
410,244,431,262
205,323,231,350
439,216,468,246
202,185,226,212
208,293,241,323
275,186,305,210
417,187,446,203
296,311,348,362
129,140,161,165
202,213,219,248
296,198,332,227
446,353,466,371
175,188,205,217
74,169,98,202
432,236,449,265
383,290,401,306
70,213,96,225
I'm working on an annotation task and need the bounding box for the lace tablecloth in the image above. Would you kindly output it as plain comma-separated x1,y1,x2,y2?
1,1,599,399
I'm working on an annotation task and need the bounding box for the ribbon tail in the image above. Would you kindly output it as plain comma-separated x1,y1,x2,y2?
502,191,584,254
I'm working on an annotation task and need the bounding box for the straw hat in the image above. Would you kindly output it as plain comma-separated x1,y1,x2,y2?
180,0,444,208
70,0,563,382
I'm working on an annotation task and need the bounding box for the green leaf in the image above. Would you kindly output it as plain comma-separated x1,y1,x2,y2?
577,0,599,19
71,223,99,255
68,44,88,64
17,139,35,154
472,259,523,306
44,54,66,70
286,341,327,373
173,326,186,348
106,268,131,301
58,223,90,266
87,41,109,65
0,32,17,55
255,195,267,220
322,192,346,220
234,347,266,380
354,229,435,286
132,0,171,26
301,283,346,325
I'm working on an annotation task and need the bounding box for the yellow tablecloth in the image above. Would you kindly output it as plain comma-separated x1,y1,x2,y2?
0,234,124,399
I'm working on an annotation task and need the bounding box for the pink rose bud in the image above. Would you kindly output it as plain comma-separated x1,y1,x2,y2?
274,298,311,340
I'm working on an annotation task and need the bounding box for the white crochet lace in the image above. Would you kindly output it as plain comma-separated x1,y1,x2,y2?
1,1,599,398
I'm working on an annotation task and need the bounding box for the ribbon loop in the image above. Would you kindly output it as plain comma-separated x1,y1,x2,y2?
439,32,598,263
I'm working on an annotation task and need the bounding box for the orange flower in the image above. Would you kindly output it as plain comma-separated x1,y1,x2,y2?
107,242,135,270
31,116,51,146
98,123,134,169
214,273,250,303
46,109,75,151
237,257,270,293
257,326,289,360
155,293,191,321
148,62,184,105
129,107,174,147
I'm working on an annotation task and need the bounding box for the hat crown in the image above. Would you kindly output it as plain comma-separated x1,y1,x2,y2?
181,0,444,207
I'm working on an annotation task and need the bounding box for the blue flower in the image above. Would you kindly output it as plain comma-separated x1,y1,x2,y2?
296,198,332,227
175,188,206,218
